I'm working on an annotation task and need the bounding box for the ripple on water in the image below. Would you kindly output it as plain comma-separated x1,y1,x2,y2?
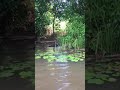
35,60,85,90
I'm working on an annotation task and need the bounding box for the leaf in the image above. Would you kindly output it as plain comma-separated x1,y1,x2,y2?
112,73,120,77
105,70,113,74
107,78,117,82
43,56,49,59
0,71,14,78
19,71,33,78
87,78,104,84
35,56,41,59
95,74,109,80
85,72,95,80
80,58,84,61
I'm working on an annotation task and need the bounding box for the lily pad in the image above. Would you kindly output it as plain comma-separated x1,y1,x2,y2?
0,70,14,78
107,78,117,82
87,78,104,84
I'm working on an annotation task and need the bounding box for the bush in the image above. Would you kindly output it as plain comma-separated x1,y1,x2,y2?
58,15,85,49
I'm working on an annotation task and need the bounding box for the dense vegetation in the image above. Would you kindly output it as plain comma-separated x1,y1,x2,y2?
0,0,34,36
35,0,85,49
85,0,120,85
0,0,120,87
86,0,120,55
35,0,120,86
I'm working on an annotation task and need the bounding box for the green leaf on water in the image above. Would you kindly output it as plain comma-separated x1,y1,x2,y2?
35,56,41,59
105,71,113,74
112,73,120,77
43,56,49,59
80,58,84,61
85,72,95,80
107,78,117,82
0,70,14,78
19,71,33,78
87,78,104,84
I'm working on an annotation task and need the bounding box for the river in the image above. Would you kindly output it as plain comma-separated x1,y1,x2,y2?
35,57,85,90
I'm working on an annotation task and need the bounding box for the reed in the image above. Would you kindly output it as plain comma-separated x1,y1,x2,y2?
58,15,85,50
86,0,120,55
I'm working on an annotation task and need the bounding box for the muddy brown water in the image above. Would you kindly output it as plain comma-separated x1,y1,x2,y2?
35,60,85,90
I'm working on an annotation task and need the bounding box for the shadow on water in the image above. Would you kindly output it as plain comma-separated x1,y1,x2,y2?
35,45,85,90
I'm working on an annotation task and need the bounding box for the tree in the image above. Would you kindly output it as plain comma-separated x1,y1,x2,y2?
35,0,50,37
0,0,34,37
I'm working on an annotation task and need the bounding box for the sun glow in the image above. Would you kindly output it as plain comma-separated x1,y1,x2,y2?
60,21,68,30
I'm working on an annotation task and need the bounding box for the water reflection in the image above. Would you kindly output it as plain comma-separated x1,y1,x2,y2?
35,46,85,90
35,60,85,90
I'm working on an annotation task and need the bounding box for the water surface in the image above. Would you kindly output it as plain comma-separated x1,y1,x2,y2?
35,60,85,90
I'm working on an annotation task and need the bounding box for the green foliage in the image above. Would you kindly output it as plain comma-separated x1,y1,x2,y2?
35,49,85,62
58,15,85,49
35,0,85,46
54,19,61,32
19,71,34,83
54,0,85,49
0,70,14,78
0,61,34,84
86,0,120,54
87,78,104,84
35,0,51,36
0,0,34,34
35,0,63,36
86,61,120,84
108,78,117,82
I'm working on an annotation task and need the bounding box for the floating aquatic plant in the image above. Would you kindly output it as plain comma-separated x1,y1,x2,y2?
35,49,85,62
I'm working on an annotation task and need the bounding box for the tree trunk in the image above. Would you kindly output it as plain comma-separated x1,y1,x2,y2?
53,14,55,34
